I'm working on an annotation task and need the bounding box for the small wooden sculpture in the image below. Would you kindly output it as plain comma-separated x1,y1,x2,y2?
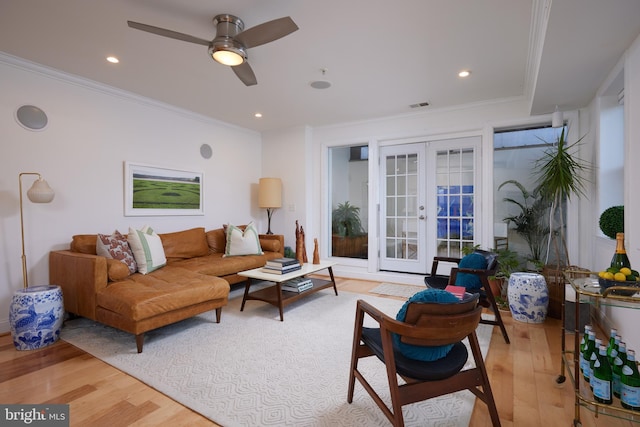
295,221,304,264
313,238,320,264
300,226,308,263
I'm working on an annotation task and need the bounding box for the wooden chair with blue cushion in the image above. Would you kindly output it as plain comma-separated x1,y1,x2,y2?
347,289,501,427
424,249,510,344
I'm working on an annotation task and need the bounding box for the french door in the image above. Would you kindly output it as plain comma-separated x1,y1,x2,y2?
379,144,426,273
379,137,480,274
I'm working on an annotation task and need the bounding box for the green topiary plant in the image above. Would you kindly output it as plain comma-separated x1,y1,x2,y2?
599,205,624,239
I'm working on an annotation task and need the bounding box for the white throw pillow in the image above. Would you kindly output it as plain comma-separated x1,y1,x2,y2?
224,222,263,256
128,225,167,274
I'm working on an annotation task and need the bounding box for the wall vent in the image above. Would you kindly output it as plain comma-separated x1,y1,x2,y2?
409,101,430,108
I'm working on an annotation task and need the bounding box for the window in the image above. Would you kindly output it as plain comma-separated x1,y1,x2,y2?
598,93,624,218
493,125,565,263
329,145,368,258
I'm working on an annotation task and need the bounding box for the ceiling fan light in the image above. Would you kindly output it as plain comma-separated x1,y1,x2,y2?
211,47,245,66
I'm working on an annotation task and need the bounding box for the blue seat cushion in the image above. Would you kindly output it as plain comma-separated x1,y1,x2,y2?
455,253,488,291
394,289,460,361
362,327,468,380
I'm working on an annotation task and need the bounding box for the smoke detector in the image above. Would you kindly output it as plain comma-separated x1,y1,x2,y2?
310,68,331,89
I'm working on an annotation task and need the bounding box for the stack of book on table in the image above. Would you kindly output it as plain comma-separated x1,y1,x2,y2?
262,257,301,275
281,277,313,293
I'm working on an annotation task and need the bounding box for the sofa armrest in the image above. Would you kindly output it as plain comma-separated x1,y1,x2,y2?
259,234,285,255
49,250,108,320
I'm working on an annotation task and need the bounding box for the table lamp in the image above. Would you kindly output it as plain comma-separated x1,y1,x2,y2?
258,178,282,234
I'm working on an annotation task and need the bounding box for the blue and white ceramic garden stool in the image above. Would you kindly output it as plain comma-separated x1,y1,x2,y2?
9,285,64,351
507,272,549,323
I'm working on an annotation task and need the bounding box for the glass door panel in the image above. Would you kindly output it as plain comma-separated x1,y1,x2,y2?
435,147,477,258
379,145,426,273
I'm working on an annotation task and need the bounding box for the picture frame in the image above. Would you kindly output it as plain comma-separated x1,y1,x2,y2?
124,161,204,216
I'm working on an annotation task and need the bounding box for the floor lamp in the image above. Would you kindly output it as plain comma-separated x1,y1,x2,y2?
258,178,282,235
19,172,55,288
10,172,64,351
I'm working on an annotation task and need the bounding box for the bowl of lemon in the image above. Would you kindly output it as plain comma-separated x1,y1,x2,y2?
597,267,640,296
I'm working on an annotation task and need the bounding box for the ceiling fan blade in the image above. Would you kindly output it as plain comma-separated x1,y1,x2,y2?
232,62,257,86
235,17,298,49
127,21,210,46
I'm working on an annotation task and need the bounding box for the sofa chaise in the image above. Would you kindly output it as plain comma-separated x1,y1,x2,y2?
49,226,284,352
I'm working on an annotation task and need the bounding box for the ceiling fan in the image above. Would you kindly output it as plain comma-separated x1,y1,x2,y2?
127,14,298,86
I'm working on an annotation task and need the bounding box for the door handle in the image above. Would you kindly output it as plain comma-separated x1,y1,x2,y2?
419,215,425,220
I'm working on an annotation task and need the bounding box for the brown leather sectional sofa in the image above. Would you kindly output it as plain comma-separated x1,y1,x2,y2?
49,226,284,352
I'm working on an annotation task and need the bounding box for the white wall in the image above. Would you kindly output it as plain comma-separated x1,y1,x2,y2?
0,55,263,333
261,126,312,253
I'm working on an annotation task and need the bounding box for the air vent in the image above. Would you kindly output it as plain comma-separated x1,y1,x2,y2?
409,101,430,108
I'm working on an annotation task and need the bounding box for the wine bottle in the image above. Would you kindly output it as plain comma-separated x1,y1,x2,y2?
613,341,627,399
582,330,596,381
592,344,613,404
579,325,593,374
621,349,640,411
611,232,631,269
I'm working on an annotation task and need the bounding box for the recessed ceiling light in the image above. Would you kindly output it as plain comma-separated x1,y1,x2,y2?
254,113,263,118
106,56,119,64
458,70,471,78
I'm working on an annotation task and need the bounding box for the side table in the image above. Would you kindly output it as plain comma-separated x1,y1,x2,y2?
9,285,64,351
507,272,549,323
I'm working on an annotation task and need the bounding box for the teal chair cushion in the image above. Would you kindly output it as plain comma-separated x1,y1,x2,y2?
394,289,460,361
454,253,488,291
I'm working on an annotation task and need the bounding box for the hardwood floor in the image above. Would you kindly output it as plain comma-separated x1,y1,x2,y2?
0,277,634,426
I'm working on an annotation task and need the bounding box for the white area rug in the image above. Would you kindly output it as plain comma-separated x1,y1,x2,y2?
61,287,492,427
370,282,426,298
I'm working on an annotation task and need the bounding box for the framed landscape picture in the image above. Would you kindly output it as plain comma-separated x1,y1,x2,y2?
124,161,204,216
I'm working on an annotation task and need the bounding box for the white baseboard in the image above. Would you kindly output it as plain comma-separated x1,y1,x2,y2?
0,319,10,335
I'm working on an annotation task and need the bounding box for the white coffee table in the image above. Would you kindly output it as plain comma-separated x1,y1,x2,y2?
239,261,338,321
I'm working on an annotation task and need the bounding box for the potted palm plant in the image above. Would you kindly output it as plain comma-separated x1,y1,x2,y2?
498,179,550,269
331,201,367,258
534,127,591,320
534,127,591,267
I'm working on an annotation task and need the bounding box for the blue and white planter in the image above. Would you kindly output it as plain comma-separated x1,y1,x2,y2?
507,272,549,323
9,285,64,351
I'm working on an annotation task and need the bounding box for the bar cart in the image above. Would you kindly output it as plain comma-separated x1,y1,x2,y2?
558,271,640,426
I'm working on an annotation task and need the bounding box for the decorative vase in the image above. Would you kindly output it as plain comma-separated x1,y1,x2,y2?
507,272,548,323
9,285,64,351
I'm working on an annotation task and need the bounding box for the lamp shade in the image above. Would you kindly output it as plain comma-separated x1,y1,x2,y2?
26,178,55,203
258,178,282,208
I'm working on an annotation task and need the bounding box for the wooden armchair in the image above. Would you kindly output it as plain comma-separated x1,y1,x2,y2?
347,294,501,426
424,249,510,344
